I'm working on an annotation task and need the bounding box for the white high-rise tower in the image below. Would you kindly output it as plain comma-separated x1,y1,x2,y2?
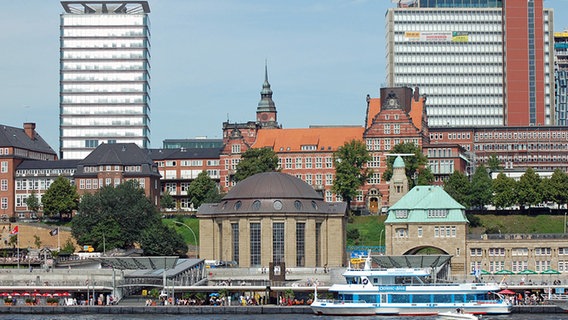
60,1,151,159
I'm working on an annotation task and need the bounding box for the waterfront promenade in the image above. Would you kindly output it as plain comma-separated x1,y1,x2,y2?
0,304,565,315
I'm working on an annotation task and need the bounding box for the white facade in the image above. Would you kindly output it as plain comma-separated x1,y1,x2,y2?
386,8,505,127
59,1,151,159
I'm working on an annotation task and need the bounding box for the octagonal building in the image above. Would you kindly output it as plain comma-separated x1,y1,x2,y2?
197,172,347,268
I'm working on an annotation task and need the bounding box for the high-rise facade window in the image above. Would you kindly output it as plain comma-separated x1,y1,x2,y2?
59,1,151,159
386,2,552,127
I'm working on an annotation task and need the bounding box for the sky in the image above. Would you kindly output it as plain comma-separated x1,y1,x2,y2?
1,0,568,150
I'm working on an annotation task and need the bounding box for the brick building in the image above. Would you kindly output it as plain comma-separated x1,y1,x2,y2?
74,143,161,206
0,123,57,220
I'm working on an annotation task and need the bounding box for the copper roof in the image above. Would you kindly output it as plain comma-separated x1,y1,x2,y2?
224,172,322,201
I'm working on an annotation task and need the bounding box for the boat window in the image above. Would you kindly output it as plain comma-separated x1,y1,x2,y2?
360,294,377,303
373,278,378,284
390,294,410,303
412,294,431,304
466,294,477,302
455,294,466,303
433,294,453,303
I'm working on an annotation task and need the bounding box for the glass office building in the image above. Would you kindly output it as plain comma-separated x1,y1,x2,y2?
60,1,151,159
386,0,554,127
555,31,568,126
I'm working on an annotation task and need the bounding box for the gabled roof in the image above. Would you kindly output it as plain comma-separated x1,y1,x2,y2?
365,96,426,131
147,147,221,161
79,143,153,166
385,185,468,223
0,124,56,155
252,126,364,152
16,159,80,170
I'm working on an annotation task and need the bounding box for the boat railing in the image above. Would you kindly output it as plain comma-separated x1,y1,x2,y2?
318,299,369,304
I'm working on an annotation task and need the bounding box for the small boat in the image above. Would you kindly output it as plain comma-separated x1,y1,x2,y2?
310,252,511,316
438,310,479,319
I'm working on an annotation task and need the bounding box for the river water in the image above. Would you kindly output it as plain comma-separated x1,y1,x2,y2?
0,314,566,320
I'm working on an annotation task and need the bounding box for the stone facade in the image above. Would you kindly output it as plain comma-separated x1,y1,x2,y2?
198,172,347,268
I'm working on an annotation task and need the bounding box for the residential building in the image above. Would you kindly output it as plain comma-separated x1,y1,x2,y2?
429,126,568,174
555,31,568,125
0,123,57,220
148,147,222,212
59,1,151,159
14,159,79,220
73,143,161,206
386,0,554,127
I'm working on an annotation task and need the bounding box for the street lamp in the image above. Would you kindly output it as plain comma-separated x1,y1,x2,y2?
173,221,198,259
379,229,384,254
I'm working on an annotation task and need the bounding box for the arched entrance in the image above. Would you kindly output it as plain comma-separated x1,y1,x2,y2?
366,189,381,214
405,246,448,255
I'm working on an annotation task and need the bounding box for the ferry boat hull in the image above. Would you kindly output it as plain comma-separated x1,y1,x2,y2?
311,301,510,316
310,301,376,316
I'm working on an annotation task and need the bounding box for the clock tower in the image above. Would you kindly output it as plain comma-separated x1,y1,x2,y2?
256,62,280,129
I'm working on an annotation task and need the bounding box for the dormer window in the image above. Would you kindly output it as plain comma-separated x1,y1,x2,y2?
395,210,408,219
428,209,448,218
301,145,317,151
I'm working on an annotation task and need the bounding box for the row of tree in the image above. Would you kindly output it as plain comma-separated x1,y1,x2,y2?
444,166,568,210
27,177,187,256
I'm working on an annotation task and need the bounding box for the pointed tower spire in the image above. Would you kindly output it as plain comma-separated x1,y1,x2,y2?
256,60,278,128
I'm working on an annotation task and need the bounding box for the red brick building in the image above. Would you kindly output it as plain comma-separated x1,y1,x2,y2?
0,123,57,219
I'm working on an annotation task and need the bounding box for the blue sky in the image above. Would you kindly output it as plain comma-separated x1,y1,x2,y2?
0,0,567,150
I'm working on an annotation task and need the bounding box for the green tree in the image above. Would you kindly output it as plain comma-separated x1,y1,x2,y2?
25,190,40,217
415,167,434,186
547,169,568,209
33,234,42,249
492,172,517,209
470,165,493,209
139,222,188,256
487,154,502,173
517,167,542,208
41,176,79,220
60,238,76,254
332,139,371,214
187,171,220,210
382,142,428,188
160,191,176,211
444,170,471,207
233,147,279,182
72,180,185,255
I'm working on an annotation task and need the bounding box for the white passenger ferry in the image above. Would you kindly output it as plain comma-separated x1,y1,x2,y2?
310,255,511,316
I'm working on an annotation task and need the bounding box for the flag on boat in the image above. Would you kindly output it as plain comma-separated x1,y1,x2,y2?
49,228,59,236
9,226,18,235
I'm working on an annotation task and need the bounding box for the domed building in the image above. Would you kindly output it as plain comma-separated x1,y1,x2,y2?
197,172,347,268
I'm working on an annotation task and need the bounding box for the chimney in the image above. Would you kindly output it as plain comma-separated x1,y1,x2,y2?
23,123,36,140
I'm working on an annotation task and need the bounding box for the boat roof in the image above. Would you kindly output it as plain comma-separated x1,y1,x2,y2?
372,255,452,269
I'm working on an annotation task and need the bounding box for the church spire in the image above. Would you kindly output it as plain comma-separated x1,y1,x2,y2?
256,61,278,128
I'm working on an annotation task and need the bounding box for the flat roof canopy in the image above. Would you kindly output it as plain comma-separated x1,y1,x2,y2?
94,256,179,270
372,255,452,269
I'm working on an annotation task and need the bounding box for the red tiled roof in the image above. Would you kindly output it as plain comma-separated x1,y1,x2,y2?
252,127,365,152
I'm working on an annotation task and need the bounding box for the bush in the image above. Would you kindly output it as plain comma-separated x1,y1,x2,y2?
46,297,59,304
